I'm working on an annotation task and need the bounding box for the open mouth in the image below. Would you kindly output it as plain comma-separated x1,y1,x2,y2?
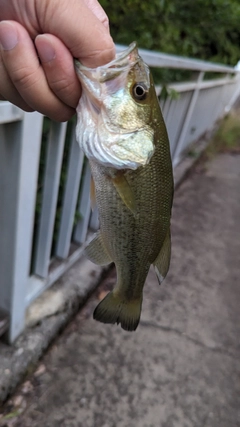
75,42,139,83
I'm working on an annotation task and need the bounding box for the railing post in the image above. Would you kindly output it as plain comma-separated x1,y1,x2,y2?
55,129,84,259
225,75,240,113
74,162,92,244
172,71,204,166
0,111,43,342
33,122,67,278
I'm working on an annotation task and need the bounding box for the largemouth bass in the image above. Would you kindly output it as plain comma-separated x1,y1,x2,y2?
75,42,173,331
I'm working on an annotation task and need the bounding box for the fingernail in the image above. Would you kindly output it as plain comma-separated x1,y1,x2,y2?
35,35,55,63
0,22,18,51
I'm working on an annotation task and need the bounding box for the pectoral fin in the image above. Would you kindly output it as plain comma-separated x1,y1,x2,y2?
112,173,136,215
153,229,171,285
85,231,112,265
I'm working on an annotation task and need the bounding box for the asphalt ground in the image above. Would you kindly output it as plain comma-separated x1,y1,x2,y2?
1,152,240,427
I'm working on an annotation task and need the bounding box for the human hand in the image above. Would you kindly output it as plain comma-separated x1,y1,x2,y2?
0,0,115,121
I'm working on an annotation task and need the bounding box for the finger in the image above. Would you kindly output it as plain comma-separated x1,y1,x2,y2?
37,0,115,67
0,48,34,111
0,21,75,121
84,0,110,29
35,34,81,109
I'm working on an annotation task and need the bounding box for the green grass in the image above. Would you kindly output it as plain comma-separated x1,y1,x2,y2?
205,109,240,159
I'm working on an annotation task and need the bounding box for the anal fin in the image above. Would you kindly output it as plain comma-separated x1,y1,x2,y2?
85,231,112,266
153,228,171,285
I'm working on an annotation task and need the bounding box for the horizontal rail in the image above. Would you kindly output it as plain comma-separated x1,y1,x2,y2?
0,101,24,124
26,234,93,306
155,75,238,95
116,44,239,74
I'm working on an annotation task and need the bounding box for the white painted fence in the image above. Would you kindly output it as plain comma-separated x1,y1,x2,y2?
0,46,239,342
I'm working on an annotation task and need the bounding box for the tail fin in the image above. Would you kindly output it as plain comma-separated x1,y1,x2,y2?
93,291,142,332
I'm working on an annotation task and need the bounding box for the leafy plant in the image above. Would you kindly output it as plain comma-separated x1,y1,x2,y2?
205,109,240,159
100,0,240,68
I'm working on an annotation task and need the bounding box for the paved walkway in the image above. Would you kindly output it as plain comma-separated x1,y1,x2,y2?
3,153,240,427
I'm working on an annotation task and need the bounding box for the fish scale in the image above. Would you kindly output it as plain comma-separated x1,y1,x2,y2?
76,42,173,331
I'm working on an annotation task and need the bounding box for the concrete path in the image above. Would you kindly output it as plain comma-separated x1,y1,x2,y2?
3,153,240,427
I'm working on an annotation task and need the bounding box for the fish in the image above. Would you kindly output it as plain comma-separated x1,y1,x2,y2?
75,42,174,331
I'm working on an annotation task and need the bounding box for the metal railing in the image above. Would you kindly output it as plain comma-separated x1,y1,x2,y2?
116,45,240,166
0,46,240,342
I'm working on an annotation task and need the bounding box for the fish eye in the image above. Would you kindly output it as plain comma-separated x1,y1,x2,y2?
132,83,148,101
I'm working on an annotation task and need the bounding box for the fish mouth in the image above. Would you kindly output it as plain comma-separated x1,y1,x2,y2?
75,42,154,170
74,42,141,105
75,42,139,82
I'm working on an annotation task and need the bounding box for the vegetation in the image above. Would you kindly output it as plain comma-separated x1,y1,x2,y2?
205,109,240,159
100,0,240,66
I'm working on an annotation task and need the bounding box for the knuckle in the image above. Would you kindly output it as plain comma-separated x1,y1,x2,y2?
102,15,109,28
99,44,116,64
86,39,115,67
49,77,81,108
51,76,74,93
86,44,115,67
11,65,39,90
0,59,34,110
